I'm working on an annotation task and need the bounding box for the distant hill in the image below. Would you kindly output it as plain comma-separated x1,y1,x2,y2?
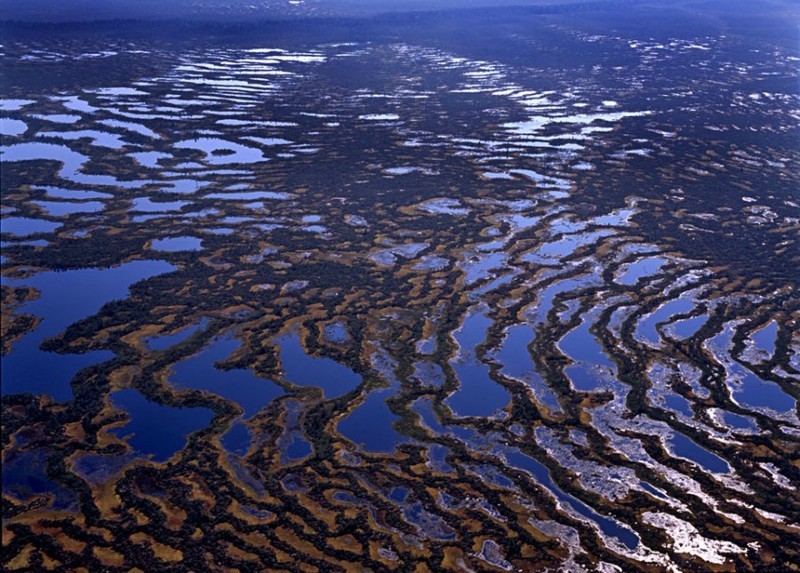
0,0,616,22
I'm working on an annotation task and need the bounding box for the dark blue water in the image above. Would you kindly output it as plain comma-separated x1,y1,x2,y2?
412,397,447,434
446,311,510,417
277,332,361,399
559,317,615,392
668,432,729,474
559,318,614,368
170,336,283,418
455,309,492,349
221,422,251,455
109,389,214,462
447,360,510,417
751,322,777,356
671,315,707,339
1,260,175,400
151,236,203,252
411,397,486,450
285,435,313,460
496,325,561,412
497,325,535,380
663,394,693,417
505,449,639,550
338,387,407,453
731,363,795,414
389,487,409,503
530,275,599,324
618,256,667,285
722,411,757,431
1,216,62,236
639,481,668,500
637,298,695,345
31,201,105,216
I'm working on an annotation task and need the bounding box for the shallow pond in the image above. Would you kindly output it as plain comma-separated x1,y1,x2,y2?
459,250,507,285
495,325,561,412
636,297,695,346
131,198,189,212
150,236,203,252
618,256,667,285
671,314,708,339
505,449,639,550
2,141,150,188
170,336,283,417
277,331,361,399
338,386,407,453
751,321,777,356
40,186,112,200
411,361,445,388
130,150,171,169
535,230,614,260
1,260,174,400
558,316,614,369
445,310,510,417
37,129,129,149
205,191,292,201
323,322,350,344
174,137,266,165
728,362,795,415
1,117,28,137
31,114,81,124
1,216,62,236
564,364,608,392
110,389,214,462
667,432,729,474
221,422,252,455
32,201,104,216
0,99,35,111
278,399,313,463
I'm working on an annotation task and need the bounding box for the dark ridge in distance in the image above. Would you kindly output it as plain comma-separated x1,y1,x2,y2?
0,0,630,24
0,1,635,43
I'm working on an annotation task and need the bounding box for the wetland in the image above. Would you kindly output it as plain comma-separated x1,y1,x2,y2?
2,1,799,570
